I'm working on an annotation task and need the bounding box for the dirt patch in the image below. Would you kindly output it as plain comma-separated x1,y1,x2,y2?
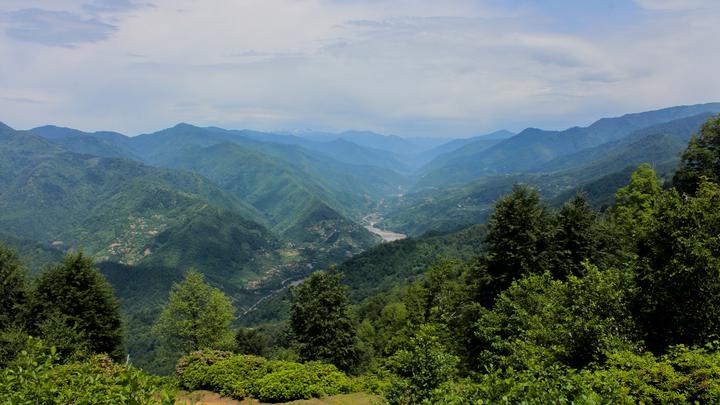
175,392,381,405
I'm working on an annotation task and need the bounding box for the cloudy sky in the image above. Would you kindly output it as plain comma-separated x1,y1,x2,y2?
0,0,718,137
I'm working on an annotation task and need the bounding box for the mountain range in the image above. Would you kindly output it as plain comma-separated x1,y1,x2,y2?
3,102,720,367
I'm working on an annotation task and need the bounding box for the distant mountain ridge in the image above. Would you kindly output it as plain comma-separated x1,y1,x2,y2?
416,103,720,188
4,103,720,371
383,109,720,235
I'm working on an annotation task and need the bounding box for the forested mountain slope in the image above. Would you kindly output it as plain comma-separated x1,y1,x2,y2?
0,123,274,271
384,111,718,235
417,103,720,187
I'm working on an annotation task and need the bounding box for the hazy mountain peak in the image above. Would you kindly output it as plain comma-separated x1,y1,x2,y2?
172,122,199,130
478,130,515,140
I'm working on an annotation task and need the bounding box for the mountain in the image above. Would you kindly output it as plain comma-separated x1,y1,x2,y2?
340,223,486,302
381,174,524,236
222,129,410,172
300,130,421,154
127,124,407,201
0,232,64,272
417,103,720,188
534,112,714,173
385,111,717,236
0,123,271,270
17,122,394,276
240,222,487,324
31,125,138,159
152,139,380,253
412,130,515,167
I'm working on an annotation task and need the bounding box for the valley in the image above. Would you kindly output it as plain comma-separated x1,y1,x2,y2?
3,103,720,319
5,1,720,402
2,103,720,402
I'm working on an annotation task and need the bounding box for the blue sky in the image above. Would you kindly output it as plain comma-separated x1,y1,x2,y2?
0,0,718,137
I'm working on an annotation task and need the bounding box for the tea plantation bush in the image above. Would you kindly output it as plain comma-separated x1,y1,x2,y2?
0,337,175,404
176,351,354,402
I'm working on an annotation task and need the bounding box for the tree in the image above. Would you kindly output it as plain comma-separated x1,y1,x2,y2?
0,243,29,330
153,270,235,355
673,114,720,195
610,163,661,240
235,327,270,356
386,324,458,405
634,182,720,352
31,252,124,359
552,193,600,279
476,265,636,370
484,184,554,293
289,270,360,371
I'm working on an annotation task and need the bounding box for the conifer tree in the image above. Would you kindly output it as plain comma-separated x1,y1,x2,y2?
31,252,124,359
484,184,554,292
289,270,360,371
553,193,600,279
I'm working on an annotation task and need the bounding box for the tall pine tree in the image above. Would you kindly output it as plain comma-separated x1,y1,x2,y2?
31,252,124,359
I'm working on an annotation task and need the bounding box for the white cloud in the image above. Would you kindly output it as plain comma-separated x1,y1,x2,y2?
633,0,716,11
0,0,718,137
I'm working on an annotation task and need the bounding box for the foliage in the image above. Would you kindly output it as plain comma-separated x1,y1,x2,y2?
0,337,175,404
552,193,601,279
174,349,233,390
0,242,29,330
583,345,720,403
634,181,720,352
610,163,661,239
31,252,124,359
484,184,554,296
289,270,361,372
385,324,458,405
175,351,354,402
153,270,235,357
673,114,720,194
476,266,637,370
339,224,485,303
254,361,352,402
235,327,272,356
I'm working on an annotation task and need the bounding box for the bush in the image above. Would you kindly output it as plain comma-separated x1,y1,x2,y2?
583,346,720,403
205,354,268,398
175,349,232,390
175,352,354,402
385,324,458,405
0,337,175,404
254,362,351,402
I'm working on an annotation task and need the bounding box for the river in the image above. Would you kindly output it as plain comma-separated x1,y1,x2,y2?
362,214,407,242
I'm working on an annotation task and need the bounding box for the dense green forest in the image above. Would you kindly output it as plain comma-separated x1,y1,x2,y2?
2,114,720,403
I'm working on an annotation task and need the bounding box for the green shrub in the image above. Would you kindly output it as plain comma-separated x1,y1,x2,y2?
253,361,351,402
175,349,232,391
583,346,720,403
205,354,268,398
175,352,354,402
0,337,175,404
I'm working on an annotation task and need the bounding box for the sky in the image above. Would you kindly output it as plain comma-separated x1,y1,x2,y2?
0,0,718,138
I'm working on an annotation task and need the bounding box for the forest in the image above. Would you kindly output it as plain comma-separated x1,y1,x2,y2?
1,114,719,403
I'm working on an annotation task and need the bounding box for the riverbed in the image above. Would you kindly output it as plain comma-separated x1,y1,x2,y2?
363,214,407,242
